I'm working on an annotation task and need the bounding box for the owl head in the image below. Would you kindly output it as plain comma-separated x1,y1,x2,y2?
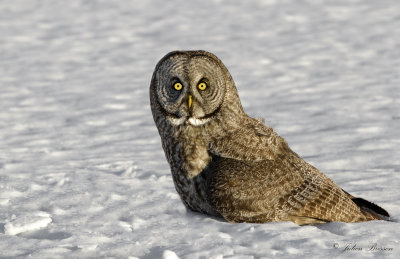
150,50,245,127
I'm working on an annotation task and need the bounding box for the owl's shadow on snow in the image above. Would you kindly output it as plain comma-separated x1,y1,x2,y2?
315,216,397,236
183,210,397,236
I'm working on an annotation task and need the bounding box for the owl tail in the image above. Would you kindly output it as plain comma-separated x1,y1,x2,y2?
341,189,390,220
352,197,390,220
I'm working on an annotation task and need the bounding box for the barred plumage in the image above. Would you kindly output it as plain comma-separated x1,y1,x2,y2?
150,50,389,225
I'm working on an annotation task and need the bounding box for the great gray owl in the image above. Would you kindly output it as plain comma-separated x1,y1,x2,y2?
149,50,389,225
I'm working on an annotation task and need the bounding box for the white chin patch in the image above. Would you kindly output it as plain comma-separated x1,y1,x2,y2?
188,117,210,126
168,116,210,126
168,116,186,126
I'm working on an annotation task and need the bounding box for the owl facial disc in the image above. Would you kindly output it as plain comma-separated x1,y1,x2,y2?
153,51,227,127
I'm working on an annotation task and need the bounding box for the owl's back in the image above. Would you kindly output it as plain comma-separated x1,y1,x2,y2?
205,152,385,224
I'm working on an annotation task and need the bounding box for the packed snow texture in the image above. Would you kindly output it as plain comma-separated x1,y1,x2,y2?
5,212,52,236
0,0,399,258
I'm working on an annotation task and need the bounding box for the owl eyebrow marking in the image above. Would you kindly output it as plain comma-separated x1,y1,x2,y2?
198,78,209,84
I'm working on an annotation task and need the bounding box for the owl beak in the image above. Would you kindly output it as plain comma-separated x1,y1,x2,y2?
188,95,192,109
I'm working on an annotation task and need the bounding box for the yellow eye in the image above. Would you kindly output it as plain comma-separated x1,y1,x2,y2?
198,82,207,91
174,82,183,91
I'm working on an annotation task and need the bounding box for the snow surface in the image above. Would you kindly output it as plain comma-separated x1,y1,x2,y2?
5,211,52,236
0,0,399,258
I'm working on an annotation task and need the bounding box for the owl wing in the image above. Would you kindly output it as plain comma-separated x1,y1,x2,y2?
207,118,386,224
209,117,293,162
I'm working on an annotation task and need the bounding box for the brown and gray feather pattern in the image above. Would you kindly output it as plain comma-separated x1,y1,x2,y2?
150,50,389,225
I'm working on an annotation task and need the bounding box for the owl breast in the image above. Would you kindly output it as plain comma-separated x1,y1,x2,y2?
162,123,219,216
179,136,211,178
